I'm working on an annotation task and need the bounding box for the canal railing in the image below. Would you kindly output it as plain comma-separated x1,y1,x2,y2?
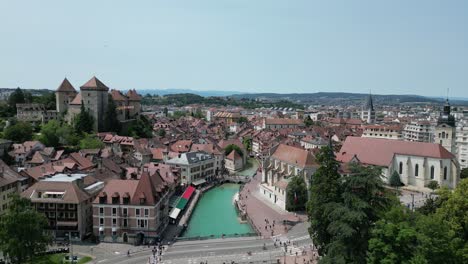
174,232,258,242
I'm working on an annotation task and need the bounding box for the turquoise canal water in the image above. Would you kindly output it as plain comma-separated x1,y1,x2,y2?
182,183,253,238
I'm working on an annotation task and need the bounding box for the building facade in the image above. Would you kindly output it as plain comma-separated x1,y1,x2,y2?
165,151,215,186
434,99,456,154
362,125,403,140
403,121,433,142
361,94,376,124
259,144,318,211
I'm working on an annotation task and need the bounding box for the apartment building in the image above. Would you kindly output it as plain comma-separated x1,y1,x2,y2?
403,121,433,142
165,151,215,186
456,124,468,169
0,160,29,215
92,171,171,244
362,125,403,140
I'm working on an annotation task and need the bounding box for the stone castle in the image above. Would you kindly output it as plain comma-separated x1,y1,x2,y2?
56,76,142,131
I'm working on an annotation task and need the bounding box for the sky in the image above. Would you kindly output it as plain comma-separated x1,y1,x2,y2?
0,0,467,97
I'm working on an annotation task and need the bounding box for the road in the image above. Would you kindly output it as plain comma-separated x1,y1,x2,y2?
85,223,313,264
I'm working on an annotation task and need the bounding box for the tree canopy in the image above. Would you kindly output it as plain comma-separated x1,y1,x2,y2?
389,170,404,188
3,121,33,143
224,144,243,157
0,195,51,264
103,95,121,133
286,175,308,211
73,102,94,134
126,115,153,138
79,133,104,149
7,88,26,115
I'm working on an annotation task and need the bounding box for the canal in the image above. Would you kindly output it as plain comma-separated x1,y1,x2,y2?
182,183,254,238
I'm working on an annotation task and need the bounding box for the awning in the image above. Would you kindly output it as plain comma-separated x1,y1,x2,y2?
176,198,188,209
169,208,181,219
99,227,104,231
192,179,206,186
181,186,196,199
112,227,117,232
56,221,78,227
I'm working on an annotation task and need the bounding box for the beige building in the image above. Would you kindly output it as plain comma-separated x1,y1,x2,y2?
165,151,215,186
362,125,403,140
0,160,29,215
16,103,58,124
259,144,318,210
403,121,433,142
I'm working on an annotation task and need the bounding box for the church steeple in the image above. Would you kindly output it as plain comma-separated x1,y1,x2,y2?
438,98,455,127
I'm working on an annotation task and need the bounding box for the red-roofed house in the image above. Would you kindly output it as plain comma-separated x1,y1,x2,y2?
336,137,459,189
92,171,171,244
260,144,319,210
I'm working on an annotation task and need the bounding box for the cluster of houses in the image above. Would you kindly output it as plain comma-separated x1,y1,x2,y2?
0,89,464,244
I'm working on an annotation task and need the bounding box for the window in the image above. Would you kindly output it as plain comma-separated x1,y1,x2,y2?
399,162,403,174
135,208,140,217
112,218,117,227
99,207,104,215
112,208,117,216
99,218,104,226
123,219,128,227
415,164,419,177
430,166,435,180
122,208,128,216
144,209,149,217
444,166,448,180
68,204,75,210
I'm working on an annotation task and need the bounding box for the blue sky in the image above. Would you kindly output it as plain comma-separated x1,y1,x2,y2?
0,0,467,97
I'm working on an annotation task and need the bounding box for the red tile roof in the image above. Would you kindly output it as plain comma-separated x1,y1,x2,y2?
69,93,82,105
271,144,318,168
336,136,455,167
110,89,128,101
56,78,76,92
80,76,109,91
126,89,142,101
226,150,242,160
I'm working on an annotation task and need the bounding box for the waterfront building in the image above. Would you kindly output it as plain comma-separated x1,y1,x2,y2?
259,144,318,211
165,151,215,186
336,137,460,189
92,171,171,244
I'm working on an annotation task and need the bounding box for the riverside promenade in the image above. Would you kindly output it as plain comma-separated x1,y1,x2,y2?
238,171,307,239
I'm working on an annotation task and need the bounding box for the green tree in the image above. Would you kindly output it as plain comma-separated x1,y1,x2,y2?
3,121,33,142
435,178,468,260
389,170,404,188
127,115,153,138
37,120,61,147
304,115,313,127
307,145,342,255
73,102,94,134
103,95,121,132
163,107,168,117
157,128,166,137
238,116,248,123
242,137,252,152
426,180,440,192
224,144,243,157
7,88,25,115
286,176,308,211
0,195,51,264
79,133,104,149
367,205,457,264
460,168,468,179
322,165,391,263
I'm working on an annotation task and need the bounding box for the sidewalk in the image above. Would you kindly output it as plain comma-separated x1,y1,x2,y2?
238,171,306,239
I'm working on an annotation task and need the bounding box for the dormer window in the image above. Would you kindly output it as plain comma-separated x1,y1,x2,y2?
140,198,146,205
111,192,120,204
99,192,107,204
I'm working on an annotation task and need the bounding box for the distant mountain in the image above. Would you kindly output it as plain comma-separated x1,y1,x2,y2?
135,88,242,97
230,92,468,106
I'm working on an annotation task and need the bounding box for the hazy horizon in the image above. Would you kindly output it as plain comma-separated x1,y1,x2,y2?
1,0,467,97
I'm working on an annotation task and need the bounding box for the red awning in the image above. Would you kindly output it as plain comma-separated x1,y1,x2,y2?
181,186,195,200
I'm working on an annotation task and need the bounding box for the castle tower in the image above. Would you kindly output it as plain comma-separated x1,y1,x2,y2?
361,93,376,123
434,98,456,154
80,76,109,132
55,78,77,113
